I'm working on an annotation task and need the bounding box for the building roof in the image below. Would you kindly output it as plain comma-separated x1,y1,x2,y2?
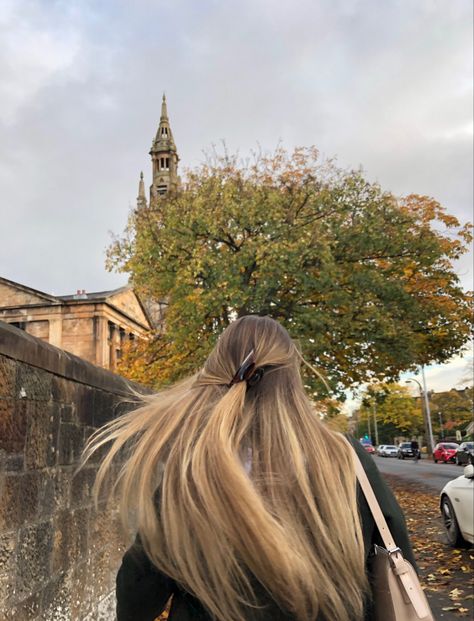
0,276,154,331
0,275,59,304
57,285,130,301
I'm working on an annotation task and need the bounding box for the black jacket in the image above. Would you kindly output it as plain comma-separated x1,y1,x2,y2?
116,436,416,620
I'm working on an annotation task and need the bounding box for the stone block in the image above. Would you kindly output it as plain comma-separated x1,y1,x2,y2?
88,504,115,558
51,375,77,405
17,520,54,597
4,453,24,472
70,560,95,620
0,397,27,454
40,570,72,621
25,400,60,469
0,472,40,530
57,422,84,466
0,531,17,604
59,403,75,422
0,356,16,399
51,507,89,574
16,363,51,402
87,546,112,603
70,465,97,509
82,426,109,464
96,590,116,621
91,389,114,427
38,468,72,519
5,590,42,621
75,384,95,426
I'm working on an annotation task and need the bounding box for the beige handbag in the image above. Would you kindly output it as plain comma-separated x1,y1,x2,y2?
351,447,434,621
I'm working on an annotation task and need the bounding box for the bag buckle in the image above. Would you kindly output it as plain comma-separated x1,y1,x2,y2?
387,547,402,556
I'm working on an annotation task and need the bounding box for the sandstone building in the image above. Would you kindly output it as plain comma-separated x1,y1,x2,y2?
0,277,153,371
0,95,178,370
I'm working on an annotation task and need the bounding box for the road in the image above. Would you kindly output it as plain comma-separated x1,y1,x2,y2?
373,455,464,493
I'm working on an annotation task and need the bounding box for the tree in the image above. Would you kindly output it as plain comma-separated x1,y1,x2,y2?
356,383,423,442
108,147,473,395
428,387,473,437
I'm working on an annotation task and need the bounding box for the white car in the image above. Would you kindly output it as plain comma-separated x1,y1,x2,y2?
440,464,474,547
377,444,398,457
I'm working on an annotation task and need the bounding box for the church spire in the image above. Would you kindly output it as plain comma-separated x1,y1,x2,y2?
137,171,147,209
160,93,168,120
149,93,179,200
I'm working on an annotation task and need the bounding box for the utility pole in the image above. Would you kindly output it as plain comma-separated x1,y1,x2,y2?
372,402,379,447
421,366,435,452
406,372,435,455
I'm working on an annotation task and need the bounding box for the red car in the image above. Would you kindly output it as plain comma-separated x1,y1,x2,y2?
361,442,375,455
433,442,459,464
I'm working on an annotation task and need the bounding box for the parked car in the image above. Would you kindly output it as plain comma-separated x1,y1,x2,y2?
361,441,375,455
455,442,474,466
440,464,474,546
378,445,398,457
433,442,459,464
397,442,415,459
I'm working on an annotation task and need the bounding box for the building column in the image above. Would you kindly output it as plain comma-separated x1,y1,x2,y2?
94,316,109,368
109,322,117,371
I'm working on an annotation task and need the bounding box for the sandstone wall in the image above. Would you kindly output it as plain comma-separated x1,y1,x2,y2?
0,321,148,621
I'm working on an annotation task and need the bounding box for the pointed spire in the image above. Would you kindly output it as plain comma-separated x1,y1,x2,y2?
148,93,179,201
161,93,168,121
137,171,147,208
138,171,145,198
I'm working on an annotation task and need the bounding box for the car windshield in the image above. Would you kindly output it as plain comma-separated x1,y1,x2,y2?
386,445,397,449
400,443,411,448
441,443,459,449
464,443,474,449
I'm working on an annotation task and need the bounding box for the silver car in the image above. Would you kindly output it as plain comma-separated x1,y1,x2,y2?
378,444,398,457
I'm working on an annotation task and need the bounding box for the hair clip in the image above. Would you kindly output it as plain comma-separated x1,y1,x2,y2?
228,349,264,388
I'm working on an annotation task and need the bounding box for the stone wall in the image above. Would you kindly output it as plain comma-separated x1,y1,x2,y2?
0,321,149,621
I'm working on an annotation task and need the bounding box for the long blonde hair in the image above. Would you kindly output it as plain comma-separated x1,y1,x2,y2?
80,315,368,621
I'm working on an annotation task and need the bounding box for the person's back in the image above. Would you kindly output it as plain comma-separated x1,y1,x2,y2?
411,439,420,460
80,315,415,621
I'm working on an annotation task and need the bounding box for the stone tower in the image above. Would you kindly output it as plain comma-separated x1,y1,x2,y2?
149,94,179,202
136,171,147,208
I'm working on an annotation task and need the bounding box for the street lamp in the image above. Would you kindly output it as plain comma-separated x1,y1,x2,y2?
405,375,435,454
438,411,444,439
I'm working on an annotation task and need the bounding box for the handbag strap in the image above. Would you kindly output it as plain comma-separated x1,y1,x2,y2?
343,438,432,619
349,446,397,551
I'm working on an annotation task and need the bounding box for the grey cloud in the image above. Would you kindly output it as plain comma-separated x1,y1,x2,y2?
0,0,472,297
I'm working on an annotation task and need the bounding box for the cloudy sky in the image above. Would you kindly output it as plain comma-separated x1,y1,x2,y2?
0,0,472,392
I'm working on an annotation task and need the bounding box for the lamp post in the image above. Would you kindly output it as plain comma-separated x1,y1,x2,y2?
372,402,379,447
405,374,435,454
438,411,444,439
421,366,435,446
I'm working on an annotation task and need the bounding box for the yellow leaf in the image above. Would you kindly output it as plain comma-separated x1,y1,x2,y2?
449,588,463,600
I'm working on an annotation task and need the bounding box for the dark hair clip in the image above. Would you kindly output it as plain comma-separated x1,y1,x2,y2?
228,349,264,388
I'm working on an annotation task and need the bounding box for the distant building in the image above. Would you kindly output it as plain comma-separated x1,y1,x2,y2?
137,93,180,206
0,96,178,370
0,276,156,372
133,93,179,324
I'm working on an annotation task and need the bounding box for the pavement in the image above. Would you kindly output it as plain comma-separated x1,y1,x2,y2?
378,461,473,621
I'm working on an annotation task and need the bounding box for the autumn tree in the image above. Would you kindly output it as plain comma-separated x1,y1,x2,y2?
107,147,473,395
428,387,473,437
355,383,423,443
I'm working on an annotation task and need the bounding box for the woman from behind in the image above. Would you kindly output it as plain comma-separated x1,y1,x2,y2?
80,315,414,621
